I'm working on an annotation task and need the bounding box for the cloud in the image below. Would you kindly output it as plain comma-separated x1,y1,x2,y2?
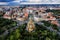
12,0,20,2
0,0,60,5
20,0,60,4
0,0,20,5
0,2,7,5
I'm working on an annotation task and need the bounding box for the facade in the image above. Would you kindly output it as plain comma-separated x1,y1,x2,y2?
26,18,35,32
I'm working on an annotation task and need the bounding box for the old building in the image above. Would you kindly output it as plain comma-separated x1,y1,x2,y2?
26,18,35,32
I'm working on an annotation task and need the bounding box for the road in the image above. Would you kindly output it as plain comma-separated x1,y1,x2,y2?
0,19,60,37
0,20,29,37
36,22,60,35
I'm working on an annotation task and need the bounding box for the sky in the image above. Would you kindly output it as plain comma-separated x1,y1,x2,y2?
0,0,60,5
0,0,14,2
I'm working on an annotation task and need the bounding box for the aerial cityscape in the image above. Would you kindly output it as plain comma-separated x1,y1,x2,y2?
0,0,60,40
0,5,60,40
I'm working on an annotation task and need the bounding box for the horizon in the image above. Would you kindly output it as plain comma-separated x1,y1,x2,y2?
0,0,60,6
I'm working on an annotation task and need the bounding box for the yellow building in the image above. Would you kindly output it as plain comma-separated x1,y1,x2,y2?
26,18,35,32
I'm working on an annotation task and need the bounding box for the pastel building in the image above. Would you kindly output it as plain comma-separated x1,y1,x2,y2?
3,11,11,19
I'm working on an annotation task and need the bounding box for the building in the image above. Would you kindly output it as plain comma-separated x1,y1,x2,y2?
3,11,11,19
26,18,35,32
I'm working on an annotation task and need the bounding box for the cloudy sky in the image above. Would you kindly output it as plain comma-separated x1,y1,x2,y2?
0,0,60,5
